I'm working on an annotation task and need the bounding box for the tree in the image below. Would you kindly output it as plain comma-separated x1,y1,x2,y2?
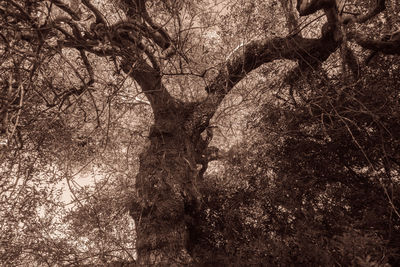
1,0,399,265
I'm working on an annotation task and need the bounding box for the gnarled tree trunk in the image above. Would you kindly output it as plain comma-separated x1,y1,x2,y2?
129,99,205,264
123,0,390,264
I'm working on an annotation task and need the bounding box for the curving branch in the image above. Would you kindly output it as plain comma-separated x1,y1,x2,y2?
280,0,300,34
296,0,336,16
80,0,172,58
194,25,340,130
341,0,386,24
118,0,146,19
119,0,174,56
353,0,385,24
120,59,176,115
51,0,81,21
136,2,172,50
354,31,400,55
5,0,36,25
81,0,106,25
78,50,94,86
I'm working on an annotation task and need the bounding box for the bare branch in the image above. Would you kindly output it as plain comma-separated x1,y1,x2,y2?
78,50,94,86
341,0,386,24
51,0,81,21
296,0,336,16
354,0,385,24
196,25,340,129
279,0,300,34
5,0,38,25
119,0,174,53
137,3,172,50
354,30,400,55
81,0,106,24
120,59,175,114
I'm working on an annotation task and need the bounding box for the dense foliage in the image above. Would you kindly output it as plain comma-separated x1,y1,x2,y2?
197,58,400,265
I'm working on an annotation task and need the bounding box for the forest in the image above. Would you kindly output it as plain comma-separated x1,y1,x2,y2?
1,0,400,265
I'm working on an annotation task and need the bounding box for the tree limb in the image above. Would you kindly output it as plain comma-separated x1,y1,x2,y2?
196,26,340,129
353,31,400,55
279,0,300,34
353,0,385,24
51,0,81,21
120,59,176,115
341,0,386,24
81,0,106,25
296,0,336,16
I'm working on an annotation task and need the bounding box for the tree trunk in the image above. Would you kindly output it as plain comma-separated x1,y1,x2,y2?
129,108,203,265
124,5,343,263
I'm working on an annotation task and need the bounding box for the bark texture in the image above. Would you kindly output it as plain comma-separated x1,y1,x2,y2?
131,131,198,265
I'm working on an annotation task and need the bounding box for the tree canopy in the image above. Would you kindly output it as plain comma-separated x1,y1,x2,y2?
1,0,400,265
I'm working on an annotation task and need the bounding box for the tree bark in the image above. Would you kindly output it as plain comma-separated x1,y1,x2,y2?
125,61,203,264
130,128,199,265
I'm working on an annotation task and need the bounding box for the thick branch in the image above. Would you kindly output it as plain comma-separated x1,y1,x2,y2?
118,0,146,19
81,0,106,24
197,27,340,129
138,3,172,50
354,32,400,55
51,0,81,21
296,0,336,16
120,59,176,116
341,0,386,24
117,0,172,51
279,0,300,33
354,0,385,24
